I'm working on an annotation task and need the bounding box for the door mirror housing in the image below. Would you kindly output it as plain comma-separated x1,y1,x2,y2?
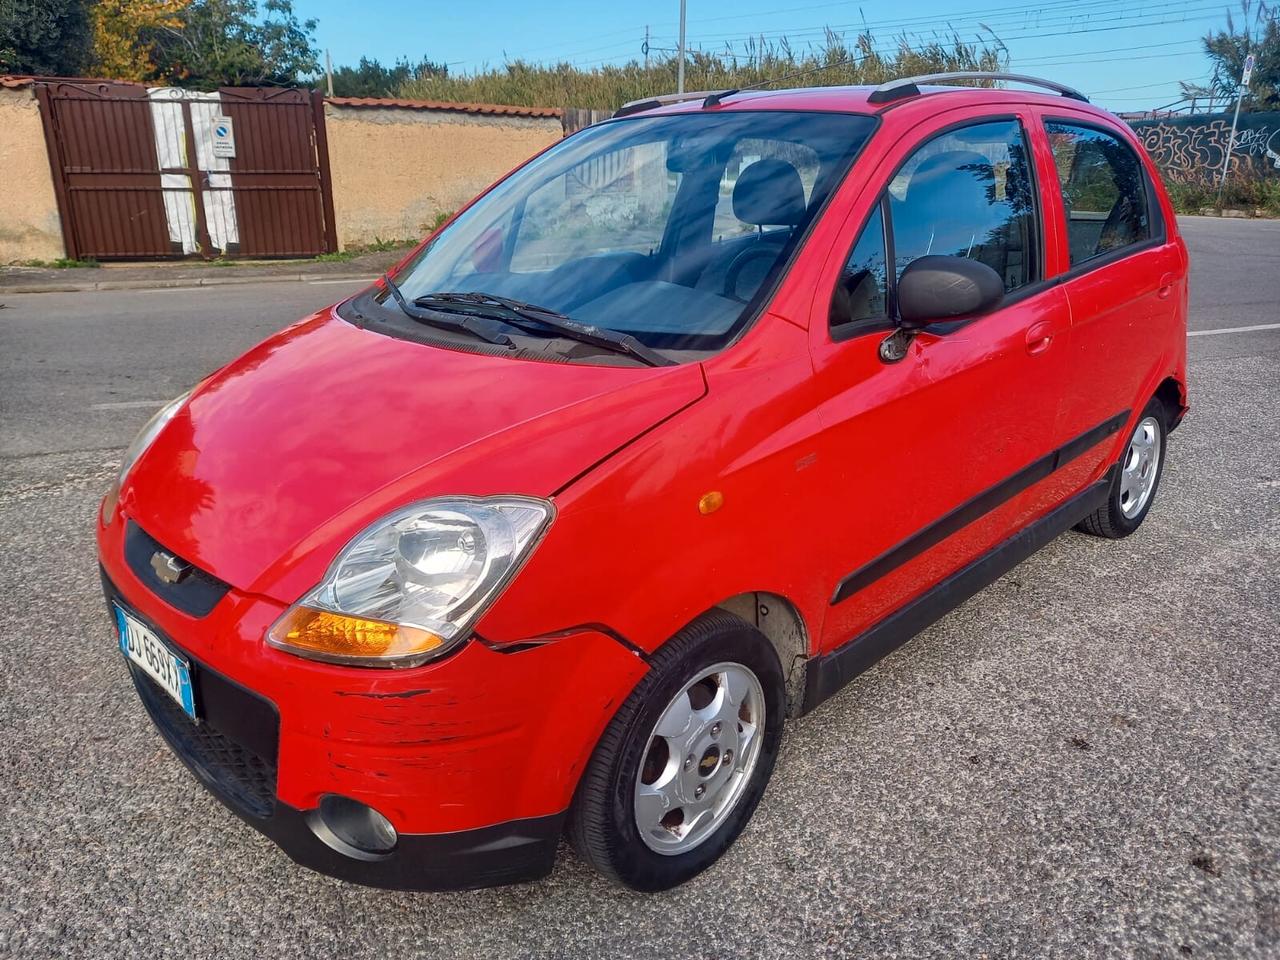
897,256,1004,329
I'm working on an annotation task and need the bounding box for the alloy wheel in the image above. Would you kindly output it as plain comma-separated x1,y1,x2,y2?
633,662,766,855
1120,415,1162,519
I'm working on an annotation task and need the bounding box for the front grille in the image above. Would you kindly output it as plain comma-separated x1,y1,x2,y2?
124,520,230,618
130,666,278,819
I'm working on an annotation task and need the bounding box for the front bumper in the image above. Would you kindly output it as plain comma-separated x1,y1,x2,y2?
98,508,648,890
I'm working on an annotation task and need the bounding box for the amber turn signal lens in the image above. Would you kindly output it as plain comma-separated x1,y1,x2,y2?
698,490,725,515
268,606,444,663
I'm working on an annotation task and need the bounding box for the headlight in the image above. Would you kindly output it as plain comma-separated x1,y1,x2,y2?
267,496,554,667
118,391,191,486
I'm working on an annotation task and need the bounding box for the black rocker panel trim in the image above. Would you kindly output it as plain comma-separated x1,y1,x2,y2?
831,411,1128,605
803,466,1116,713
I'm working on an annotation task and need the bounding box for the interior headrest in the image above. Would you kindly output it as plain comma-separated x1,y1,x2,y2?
732,158,807,226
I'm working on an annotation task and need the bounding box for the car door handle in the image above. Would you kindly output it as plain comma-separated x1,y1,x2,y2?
1157,272,1174,299
1025,321,1054,356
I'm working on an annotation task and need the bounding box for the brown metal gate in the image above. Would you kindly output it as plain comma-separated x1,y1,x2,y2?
36,81,336,260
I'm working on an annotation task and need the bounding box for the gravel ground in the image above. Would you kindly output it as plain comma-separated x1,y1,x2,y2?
0,218,1277,959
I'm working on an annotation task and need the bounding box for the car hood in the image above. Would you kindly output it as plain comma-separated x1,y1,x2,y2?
124,308,705,601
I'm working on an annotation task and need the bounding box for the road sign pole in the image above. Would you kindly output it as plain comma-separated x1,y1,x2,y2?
1219,90,1244,191
1219,54,1255,194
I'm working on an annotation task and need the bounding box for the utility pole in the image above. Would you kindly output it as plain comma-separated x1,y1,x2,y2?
325,49,334,98
1218,53,1255,192
644,25,650,71
677,0,687,93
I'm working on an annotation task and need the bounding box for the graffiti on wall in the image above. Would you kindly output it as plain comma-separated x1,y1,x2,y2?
1130,112,1280,184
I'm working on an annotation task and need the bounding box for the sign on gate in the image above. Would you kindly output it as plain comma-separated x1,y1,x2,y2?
211,115,236,158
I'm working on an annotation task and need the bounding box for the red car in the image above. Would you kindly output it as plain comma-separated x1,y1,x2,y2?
99,73,1188,892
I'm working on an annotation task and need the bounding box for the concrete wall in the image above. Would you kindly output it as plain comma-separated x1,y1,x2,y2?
323,103,562,249
0,86,65,263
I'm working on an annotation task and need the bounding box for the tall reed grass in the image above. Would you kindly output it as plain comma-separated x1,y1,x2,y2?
396,32,1008,110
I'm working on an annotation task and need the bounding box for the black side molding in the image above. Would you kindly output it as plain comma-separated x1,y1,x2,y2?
831,412,1128,605
802,466,1115,713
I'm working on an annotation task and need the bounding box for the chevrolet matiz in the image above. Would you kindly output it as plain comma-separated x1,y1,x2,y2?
98,72,1188,892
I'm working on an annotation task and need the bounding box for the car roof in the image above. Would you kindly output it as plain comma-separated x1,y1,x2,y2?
633,83,1117,124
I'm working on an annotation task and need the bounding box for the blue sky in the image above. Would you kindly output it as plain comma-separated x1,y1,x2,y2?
298,0,1239,112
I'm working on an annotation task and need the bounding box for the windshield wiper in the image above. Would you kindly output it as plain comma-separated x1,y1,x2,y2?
381,275,514,347
413,292,674,367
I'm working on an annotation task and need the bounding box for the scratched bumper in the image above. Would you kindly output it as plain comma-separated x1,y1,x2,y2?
98,506,649,890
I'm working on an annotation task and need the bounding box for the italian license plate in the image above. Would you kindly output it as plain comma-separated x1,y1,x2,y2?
114,604,197,720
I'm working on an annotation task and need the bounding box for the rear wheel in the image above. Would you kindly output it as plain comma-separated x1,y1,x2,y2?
568,612,785,891
1076,396,1168,539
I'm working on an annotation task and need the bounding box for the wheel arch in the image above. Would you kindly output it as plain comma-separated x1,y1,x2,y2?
1154,375,1188,431
712,591,811,717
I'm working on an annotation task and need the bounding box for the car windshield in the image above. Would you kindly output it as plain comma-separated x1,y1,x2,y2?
379,110,877,355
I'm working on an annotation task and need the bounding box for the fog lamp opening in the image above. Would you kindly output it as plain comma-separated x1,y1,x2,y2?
307,795,398,861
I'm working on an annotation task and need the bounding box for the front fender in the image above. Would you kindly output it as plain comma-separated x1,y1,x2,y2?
476,316,828,655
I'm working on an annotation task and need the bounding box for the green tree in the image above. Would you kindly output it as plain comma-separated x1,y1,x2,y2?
1190,0,1279,110
0,0,93,76
148,0,318,88
329,55,448,98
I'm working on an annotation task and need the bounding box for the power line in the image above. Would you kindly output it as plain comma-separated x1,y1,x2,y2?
675,0,1223,47
459,0,1220,70
1087,73,1212,94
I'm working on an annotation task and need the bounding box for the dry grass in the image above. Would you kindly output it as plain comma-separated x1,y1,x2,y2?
397,32,1007,111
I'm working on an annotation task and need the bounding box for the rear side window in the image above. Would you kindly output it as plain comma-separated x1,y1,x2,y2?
887,119,1039,293
1044,121,1150,266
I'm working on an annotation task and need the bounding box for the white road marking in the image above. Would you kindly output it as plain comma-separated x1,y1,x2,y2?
1189,322,1280,338
89,400,168,410
308,278,374,286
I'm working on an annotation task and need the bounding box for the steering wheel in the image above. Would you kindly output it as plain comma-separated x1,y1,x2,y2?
723,245,782,302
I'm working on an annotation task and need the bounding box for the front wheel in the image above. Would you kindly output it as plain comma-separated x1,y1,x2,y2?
1076,396,1168,539
568,612,785,891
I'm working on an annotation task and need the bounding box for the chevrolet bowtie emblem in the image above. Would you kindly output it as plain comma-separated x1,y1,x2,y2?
150,550,192,585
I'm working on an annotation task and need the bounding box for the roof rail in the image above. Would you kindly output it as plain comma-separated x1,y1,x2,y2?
614,89,736,118
868,72,1089,105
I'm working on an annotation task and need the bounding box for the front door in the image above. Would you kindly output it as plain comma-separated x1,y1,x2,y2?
809,110,1077,650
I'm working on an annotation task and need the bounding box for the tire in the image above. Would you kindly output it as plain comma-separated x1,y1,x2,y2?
567,611,786,891
1076,396,1169,539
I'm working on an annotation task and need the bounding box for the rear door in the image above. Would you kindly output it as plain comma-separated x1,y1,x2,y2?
808,107,1078,649
1032,110,1185,453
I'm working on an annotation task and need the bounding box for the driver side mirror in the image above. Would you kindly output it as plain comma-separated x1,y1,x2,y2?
897,256,1004,330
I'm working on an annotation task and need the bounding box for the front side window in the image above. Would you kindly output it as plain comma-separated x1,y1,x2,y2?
887,119,1038,293
371,111,876,358
830,203,888,330
1044,121,1150,266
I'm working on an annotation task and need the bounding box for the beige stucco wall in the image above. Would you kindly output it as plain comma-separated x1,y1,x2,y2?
324,103,561,249
0,86,65,263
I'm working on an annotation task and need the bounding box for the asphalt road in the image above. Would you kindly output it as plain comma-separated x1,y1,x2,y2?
1,217,1277,959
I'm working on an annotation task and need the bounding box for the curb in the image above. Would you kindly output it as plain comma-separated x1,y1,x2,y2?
0,272,374,296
